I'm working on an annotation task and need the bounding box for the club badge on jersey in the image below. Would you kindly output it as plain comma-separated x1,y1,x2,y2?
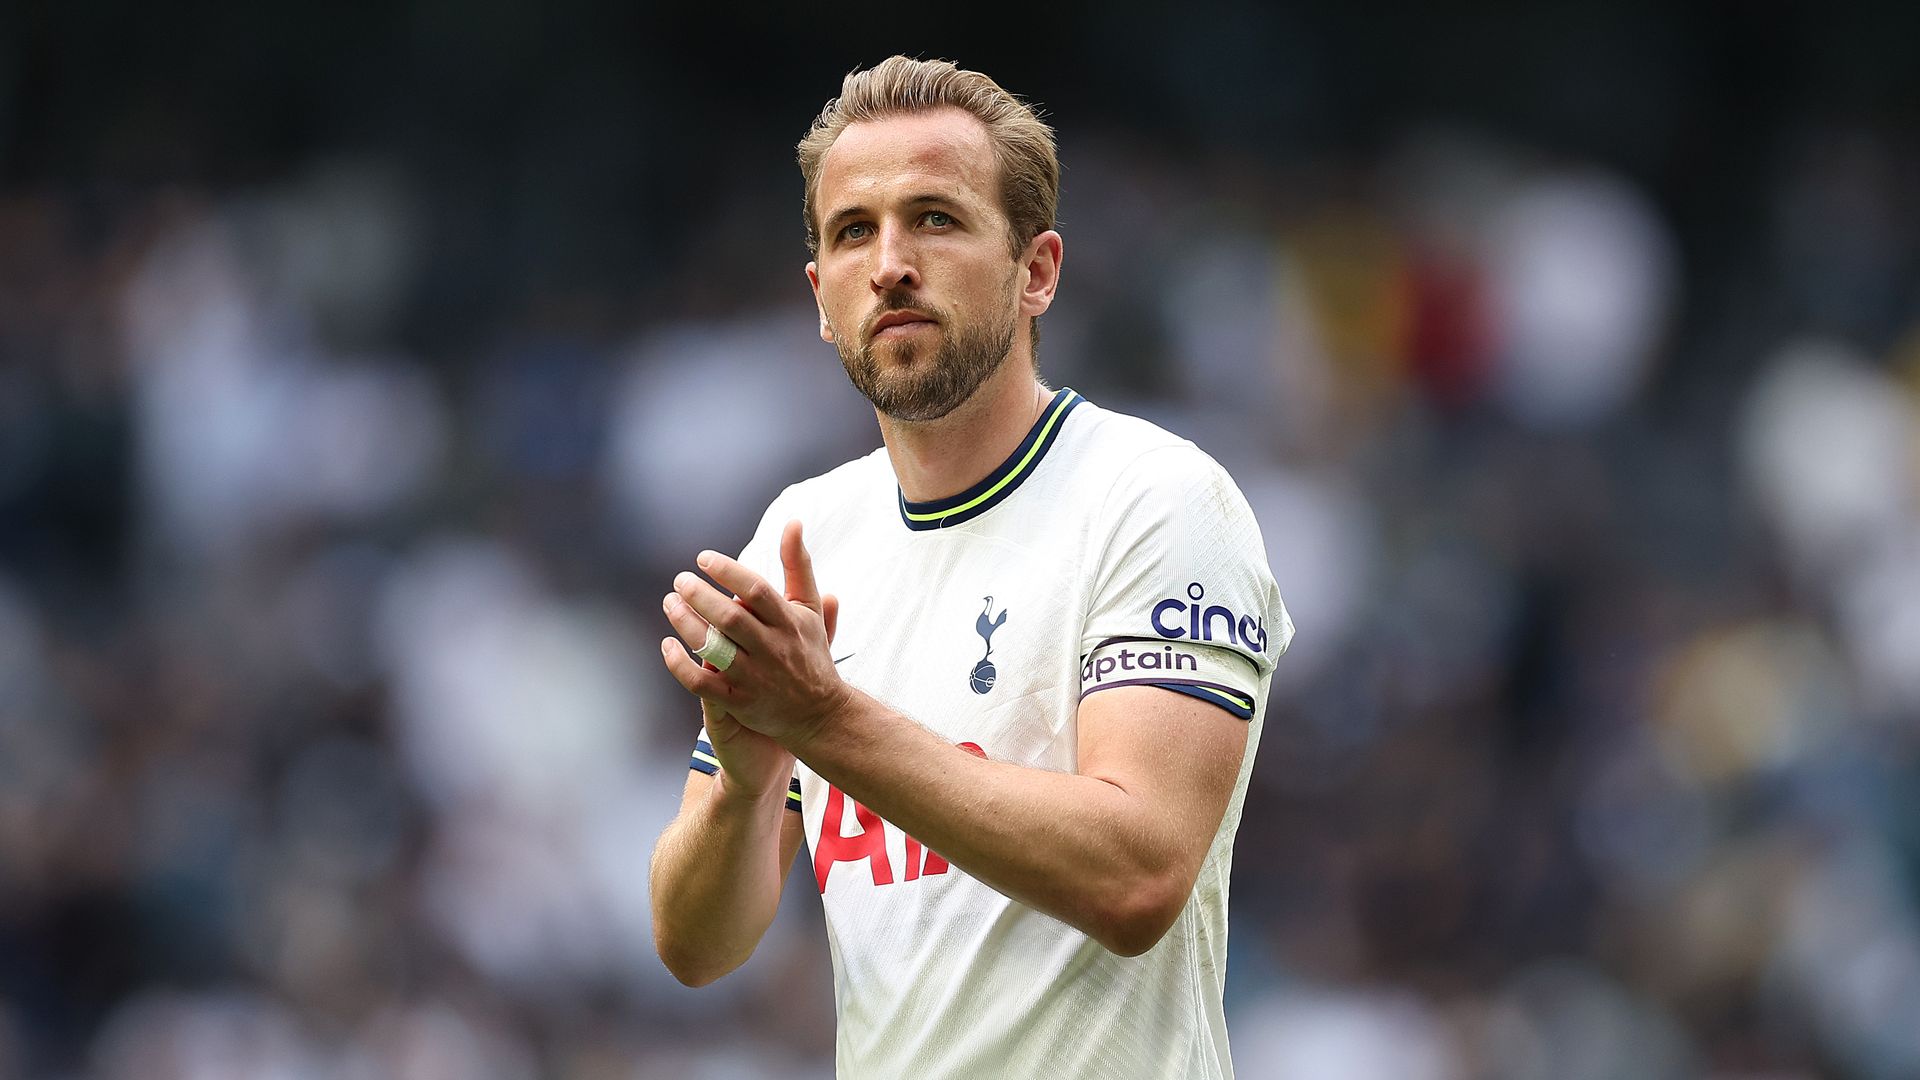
969,596,1008,694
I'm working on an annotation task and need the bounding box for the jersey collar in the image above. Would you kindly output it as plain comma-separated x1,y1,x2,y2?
897,386,1085,531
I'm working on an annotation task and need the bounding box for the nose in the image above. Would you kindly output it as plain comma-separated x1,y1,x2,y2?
870,222,920,293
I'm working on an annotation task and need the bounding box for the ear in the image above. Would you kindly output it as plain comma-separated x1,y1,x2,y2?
806,261,834,343
1017,230,1064,320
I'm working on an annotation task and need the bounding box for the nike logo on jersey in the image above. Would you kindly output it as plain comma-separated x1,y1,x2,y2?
833,653,856,665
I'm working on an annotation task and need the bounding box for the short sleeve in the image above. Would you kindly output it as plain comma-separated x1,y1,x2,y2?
1079,445,1293,720
683,490,805,811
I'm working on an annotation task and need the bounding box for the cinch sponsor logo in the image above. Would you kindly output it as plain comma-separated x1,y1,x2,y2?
1152,582,1268,654
1082,644,1200,683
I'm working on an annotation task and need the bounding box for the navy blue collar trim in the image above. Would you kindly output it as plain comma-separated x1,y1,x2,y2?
897,387,1085,531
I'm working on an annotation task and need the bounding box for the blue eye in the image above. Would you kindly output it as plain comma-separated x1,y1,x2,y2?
842,222,872,241
924,211,953,227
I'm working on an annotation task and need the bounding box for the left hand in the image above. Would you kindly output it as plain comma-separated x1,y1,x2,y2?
661,521,851,747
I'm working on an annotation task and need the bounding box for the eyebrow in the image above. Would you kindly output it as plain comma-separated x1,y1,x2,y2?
821,194,964,239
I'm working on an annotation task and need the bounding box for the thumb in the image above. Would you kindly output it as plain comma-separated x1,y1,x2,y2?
781,520,822,612
823,593,840,644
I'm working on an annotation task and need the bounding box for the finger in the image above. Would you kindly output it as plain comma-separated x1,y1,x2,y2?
674,569,769,647
660,637,736,703
664,593,746,672
823,593,839,644
691,551,786,625
661,592,715,651
780,520,822,613
675,557,764,634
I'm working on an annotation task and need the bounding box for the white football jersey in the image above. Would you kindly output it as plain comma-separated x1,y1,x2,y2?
687,388,1292,1079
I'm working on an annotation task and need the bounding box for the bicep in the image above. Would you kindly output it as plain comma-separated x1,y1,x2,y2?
1075,685,1249,873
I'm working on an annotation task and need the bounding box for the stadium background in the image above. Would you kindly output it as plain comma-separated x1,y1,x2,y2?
4,2,1920,1076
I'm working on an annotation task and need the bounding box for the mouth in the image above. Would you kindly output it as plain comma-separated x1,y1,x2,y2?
869,310,938,339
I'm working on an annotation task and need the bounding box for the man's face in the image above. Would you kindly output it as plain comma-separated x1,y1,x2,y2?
807,108,1023,422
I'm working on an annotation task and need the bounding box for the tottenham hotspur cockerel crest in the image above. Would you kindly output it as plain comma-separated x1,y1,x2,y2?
969,597,1007,694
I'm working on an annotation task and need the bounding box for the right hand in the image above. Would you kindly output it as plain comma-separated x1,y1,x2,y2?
662,527,839,802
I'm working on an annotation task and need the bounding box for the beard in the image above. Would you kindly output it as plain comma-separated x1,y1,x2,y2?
834,289,1018,423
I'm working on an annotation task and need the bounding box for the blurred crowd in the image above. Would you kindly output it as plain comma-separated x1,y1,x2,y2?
5,7,1920,1080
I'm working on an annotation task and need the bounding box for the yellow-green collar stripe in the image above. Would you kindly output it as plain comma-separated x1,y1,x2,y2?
899,388,1084,531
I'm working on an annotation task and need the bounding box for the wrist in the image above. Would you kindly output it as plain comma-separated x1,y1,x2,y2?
709,767,789,813
783,679,858,759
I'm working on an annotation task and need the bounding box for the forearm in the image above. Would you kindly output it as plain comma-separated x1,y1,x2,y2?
790,690,1193,955
649,775,790,985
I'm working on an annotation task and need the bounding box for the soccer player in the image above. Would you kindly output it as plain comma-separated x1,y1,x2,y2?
649,56,1292,1078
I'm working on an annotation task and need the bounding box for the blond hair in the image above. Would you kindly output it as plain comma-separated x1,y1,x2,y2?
797,57,1059,259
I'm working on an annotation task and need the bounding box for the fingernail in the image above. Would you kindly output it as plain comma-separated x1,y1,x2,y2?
697,550,717,569
661,594,678,614
674,572,694,591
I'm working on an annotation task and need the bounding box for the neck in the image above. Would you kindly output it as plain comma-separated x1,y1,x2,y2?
878,364,1053,504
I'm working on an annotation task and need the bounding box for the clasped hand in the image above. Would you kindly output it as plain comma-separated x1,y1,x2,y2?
660,520,848,750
